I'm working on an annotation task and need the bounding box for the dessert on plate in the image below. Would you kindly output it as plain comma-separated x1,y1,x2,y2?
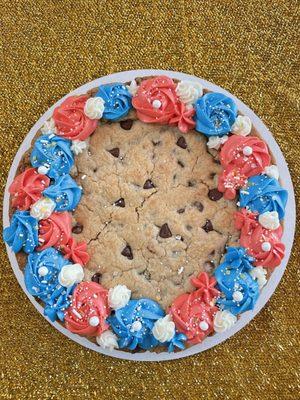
3,75,287,353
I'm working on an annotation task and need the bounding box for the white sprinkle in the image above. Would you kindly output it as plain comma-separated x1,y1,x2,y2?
178,266,184,275
72,309,82,319
233,290,244,302
152,99,162,109
81,175,87,180
199,321,209,331
89,316,100,327
261,242,271,252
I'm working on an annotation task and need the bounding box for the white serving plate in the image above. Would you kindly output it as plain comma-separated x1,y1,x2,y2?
3,70,296,362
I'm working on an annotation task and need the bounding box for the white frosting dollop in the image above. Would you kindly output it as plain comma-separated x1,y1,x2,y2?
152,314,175,343
40,118,57,135
126,79,138,96
96,330,119,350
213,310,237,333
250,266,268,290
71,140,88,155
231,115,252,136
30,197,56,220
58,263,84,287
176,80,203,108
108,284,131,310
84,97,105,119
258,211,280,230
207,135,228,150
264,165,279,180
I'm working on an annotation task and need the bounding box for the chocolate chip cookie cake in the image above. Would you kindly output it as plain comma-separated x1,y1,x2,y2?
4,75,288,353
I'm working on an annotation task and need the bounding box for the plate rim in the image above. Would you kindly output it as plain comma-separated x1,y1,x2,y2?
3,69,296,362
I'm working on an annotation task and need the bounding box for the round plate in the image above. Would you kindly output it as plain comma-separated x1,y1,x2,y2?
3,70,296,362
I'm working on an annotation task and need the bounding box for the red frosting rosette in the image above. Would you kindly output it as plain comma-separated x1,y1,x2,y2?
65,282,110,337
220,135,271,177
53,95,98,141
234,209,259,236
239,224,285,268
218,166,248,200
9,168,50,210
235,209,285,268
38,211,72,251
169,102,195,133
169,272,219,344
132,76,195,133
61,237,90,265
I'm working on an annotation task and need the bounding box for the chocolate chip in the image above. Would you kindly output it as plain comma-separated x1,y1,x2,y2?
143,179,155,189
121,245,133,259
210,250,215,256
72,223,83,234
193,201,204,212
186,225,193,231
91,273,102,283
202,220,213,232
177,160,184,168
177,208,185,214
208,188,223,201
108,148,120,158
210,172,216,179
176,136,187,149
114,198,125,207
143,270,151,280
120,119,133,130
204,261,215,272
188,180,195,187
159,223,172,238
152,140,161,146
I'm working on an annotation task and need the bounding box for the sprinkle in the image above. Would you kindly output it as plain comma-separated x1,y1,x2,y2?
178,266,184,275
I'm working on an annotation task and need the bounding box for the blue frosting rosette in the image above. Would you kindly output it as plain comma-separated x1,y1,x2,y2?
214,247,259,315
239,174,288,220
96,83,132,121
107,298,165,350
24,247,73,321
3,210,38,253
166,332,187,353
30,134,74,179
194,92,237,136
43,174,82,212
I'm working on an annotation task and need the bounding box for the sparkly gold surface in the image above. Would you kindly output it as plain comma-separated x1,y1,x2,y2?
0,1,299,399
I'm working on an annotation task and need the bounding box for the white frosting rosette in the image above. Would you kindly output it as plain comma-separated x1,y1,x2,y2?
264,165,279,180
258,211,280,230
108,284,131,310
84,97,105,119
231,115,252,136
96,330,119,350
58,263,84,287
250,266,268,290
30,197,56,220
152,314,175,342
40,118,57,135
126,79,138,96
71,140,88,155
213,310,237,333
175,80,203,108
207,135,228,150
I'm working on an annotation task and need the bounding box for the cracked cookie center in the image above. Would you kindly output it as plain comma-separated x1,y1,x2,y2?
72,120,238,309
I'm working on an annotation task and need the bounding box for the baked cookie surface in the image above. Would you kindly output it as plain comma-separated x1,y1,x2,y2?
72,119,238,308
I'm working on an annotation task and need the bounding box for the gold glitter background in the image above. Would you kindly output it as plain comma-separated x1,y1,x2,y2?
0,1,299,399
